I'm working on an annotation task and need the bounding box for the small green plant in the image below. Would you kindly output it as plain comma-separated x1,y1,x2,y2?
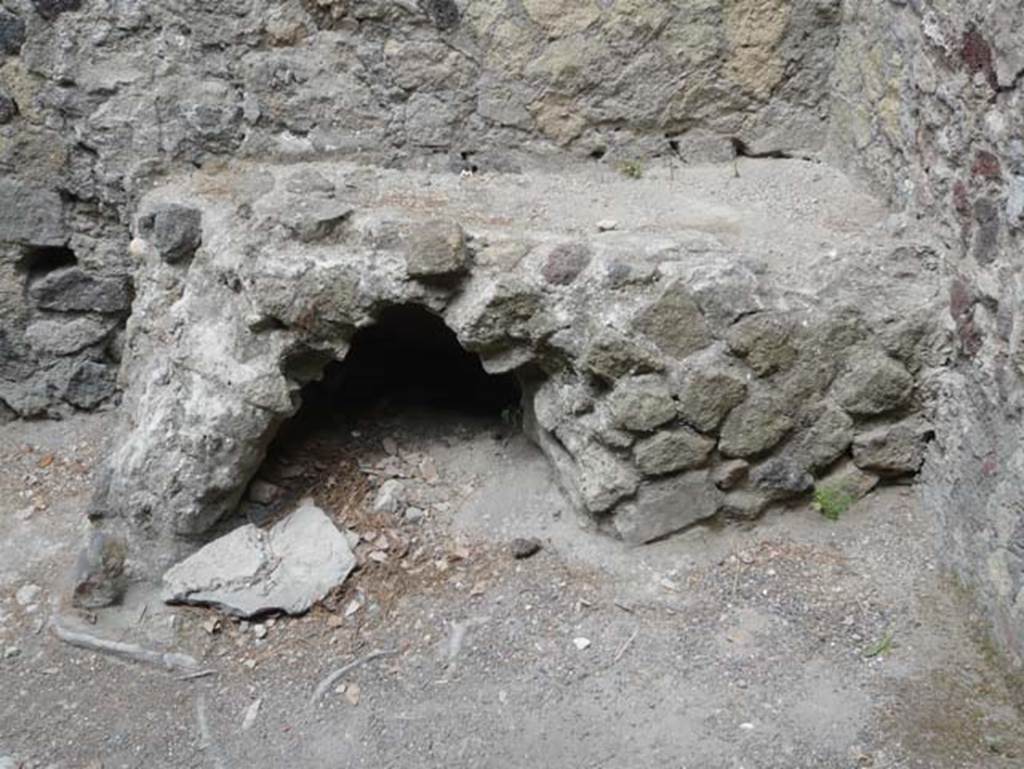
863,629,896,658
813,484,855,521
618,159,644,179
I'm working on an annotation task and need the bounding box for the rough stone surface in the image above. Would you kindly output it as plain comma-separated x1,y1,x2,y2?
726,313,798,376
632,280,712,361
0,10,26,55
0,181,65,246
31,0,84,20
634,427,715,477
404,220,468,279
64,360,117,410
138,205,203,265
718,489,771,520
712,459,749,491
751,457,814,499
794,403,855,471
719,391,794,458
831,0,1024,662
580,330,662,381
852,419,932,476
0,91,16,124
162,499,356,617
833,349,915,416
606,375,677,433
541,243,591,286
71,531,127,609
675,366,748,432
28,268,132,315
25,317,114,356
613,471,722,544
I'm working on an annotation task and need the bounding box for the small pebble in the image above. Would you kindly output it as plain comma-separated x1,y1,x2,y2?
15,584,40,607
510,538,542,560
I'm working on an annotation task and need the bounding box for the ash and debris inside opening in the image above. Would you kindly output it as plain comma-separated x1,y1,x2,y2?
224,305,527,617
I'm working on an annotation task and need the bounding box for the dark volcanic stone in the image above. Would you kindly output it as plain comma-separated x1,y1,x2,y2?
31,0,84,21
65,359,117,409
420,0,460,30
0,91,17,124
0,10,26,55
510,538,542,559
29,267,132,314
139,204,203,264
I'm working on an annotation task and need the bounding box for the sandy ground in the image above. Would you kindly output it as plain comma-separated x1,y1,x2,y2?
1,408,1022,769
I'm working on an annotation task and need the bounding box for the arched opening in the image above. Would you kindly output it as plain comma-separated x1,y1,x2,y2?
244,305,524,527
311,304,521,418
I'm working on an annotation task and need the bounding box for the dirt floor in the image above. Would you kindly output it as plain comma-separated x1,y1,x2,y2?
1,406,1023,769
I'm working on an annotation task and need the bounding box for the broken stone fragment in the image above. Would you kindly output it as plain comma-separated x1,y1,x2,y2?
25,317,115,356
64,360,117,409
162,499,356,617
833,349,914,416
30,0,83,20
718,390,793,458
281,200,353,243
0,91,16,124
718,489,772,520
373,479,405,514
0,180,65,246
404,219,468,279
632,280,713,360
137,204,203,264
687,263,766,332
28,267,132,314
852,418,931,475
71,530,127,609
449,276,542,352
793,403,854,471
613,471,722,544
726,312,798,377
633,426,715,476
712,459,749,490
284,169,335,197
750,457,814,499
246,479,282,505
675,367,748,432
574,442,639,514
579,327,663,381
0,10,26,55
606,375,677,432
510,537,542,559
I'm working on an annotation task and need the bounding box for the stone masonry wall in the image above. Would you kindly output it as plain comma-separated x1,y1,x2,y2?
829,0,1024,667
0,0,843,420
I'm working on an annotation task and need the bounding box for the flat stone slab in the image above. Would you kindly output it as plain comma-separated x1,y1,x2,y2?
162,499,355,617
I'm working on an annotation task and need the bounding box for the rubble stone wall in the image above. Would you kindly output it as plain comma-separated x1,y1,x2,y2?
84,161,944,575
829,0,1024,666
